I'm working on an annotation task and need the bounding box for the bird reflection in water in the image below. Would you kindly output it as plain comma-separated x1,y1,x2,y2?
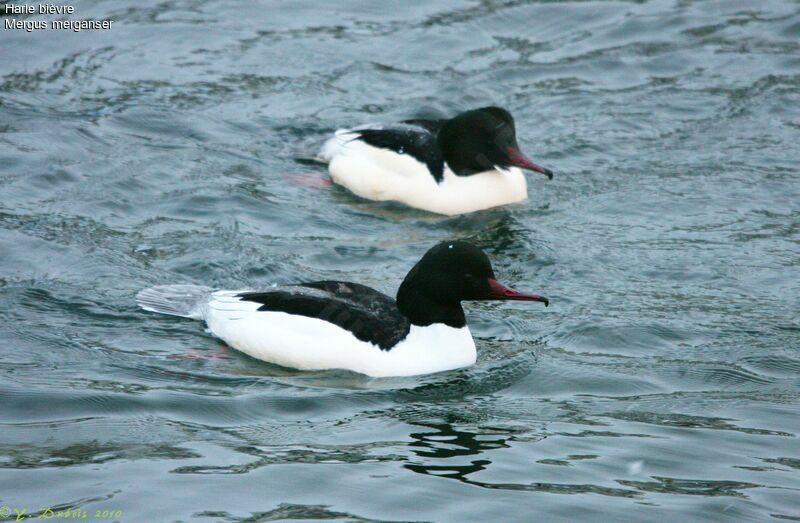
403,422,512,481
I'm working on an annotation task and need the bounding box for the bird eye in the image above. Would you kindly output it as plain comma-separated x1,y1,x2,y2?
464,273,483,288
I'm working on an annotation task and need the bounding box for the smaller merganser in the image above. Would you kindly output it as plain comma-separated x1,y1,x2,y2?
319,106,554,216
137,241,549,377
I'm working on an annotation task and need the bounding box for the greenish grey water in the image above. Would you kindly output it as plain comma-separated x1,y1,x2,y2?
1,0,799,521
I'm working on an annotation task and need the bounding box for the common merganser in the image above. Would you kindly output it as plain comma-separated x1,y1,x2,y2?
136,241,549,377
319,106,554,216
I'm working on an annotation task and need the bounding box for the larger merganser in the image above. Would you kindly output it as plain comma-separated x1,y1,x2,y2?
137,241,549,377
319,107,554,216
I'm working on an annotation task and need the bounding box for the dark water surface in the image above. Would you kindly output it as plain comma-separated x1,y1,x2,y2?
2,0,799,521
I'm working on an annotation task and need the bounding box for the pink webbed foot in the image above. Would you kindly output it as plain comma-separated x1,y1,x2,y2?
286,173,333,189
174,344,230,360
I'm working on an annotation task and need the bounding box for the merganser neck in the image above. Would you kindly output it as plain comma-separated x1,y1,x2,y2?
396,282,466,328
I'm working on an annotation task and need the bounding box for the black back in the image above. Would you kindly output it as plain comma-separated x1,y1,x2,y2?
354,125,445,182
401,118,445,134
237,281,410,351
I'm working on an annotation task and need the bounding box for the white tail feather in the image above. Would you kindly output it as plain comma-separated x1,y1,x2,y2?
318,129,359,163
136,284,213,320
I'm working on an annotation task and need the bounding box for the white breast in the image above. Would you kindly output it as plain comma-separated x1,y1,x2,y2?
202,291,477,377
321,132,528,215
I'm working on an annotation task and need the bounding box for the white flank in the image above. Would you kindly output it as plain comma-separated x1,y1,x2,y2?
189,291,477,377
321,131,528,216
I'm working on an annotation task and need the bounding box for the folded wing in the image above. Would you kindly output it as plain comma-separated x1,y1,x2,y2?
235,281,410,350
321,122,445,183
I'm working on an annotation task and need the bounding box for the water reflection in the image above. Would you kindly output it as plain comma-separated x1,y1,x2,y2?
401,420,773,500
404,422,507,479
403,421,641,498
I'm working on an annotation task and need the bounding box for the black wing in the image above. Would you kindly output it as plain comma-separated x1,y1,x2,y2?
352,124,445,183
237,281,410,351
